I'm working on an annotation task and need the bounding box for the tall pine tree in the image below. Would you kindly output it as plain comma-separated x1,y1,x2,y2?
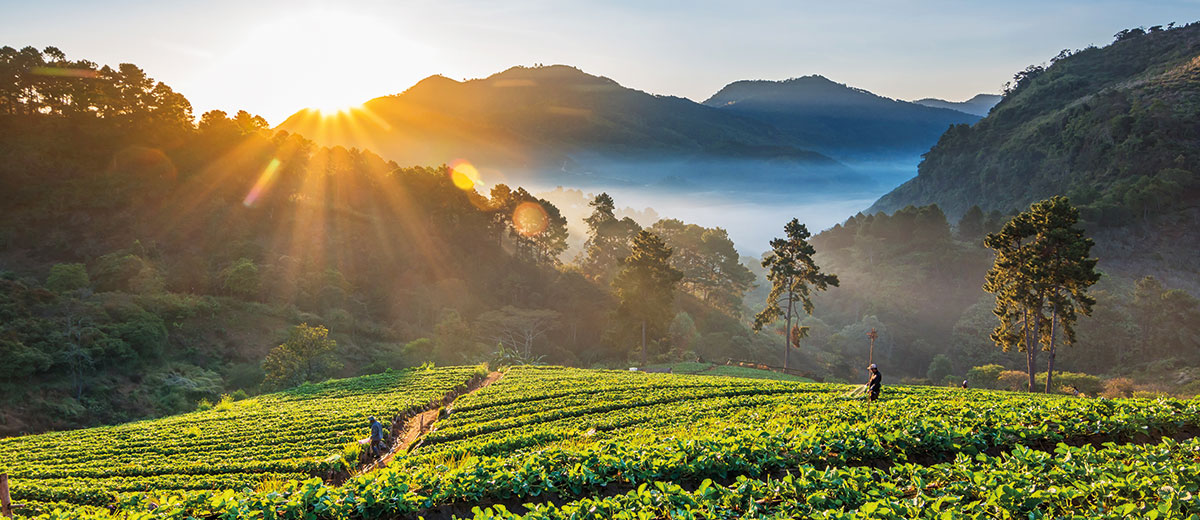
753,219,839,371
983,196,1099,392
578,193,641,284
613,230,683,366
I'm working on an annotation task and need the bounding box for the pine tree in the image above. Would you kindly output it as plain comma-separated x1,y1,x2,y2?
613,230,683,366
983,196,1099,392
752,219,839,371
579,193,641,283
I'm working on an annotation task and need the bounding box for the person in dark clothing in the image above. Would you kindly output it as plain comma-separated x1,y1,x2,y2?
866,364,882,402
961,379,969,389
369,416,385,457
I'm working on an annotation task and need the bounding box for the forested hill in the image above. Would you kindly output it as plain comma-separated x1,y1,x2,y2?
869,24,1200,280
702,75,981,159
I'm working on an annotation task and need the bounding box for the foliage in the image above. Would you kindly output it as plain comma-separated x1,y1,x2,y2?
476,306,560,361
984,196,1100,392
612,230,683,364
578,193,642,284
965,364,1005,389
753,218,838,370
649,219,755,317
0,367,478,512
926,354,953,383
11,366,1200,519
261,323,342,389
46,264,89,293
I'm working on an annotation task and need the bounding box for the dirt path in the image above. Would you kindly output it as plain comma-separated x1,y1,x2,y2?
354,371,504,475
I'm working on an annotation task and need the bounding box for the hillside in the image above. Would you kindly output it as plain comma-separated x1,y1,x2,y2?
276,65,844,185
4,366,1200,518
912,94,1002,116
702,75,981,159
868,24,1200,284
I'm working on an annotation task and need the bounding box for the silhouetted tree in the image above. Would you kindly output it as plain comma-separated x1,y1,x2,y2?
613,230,682,365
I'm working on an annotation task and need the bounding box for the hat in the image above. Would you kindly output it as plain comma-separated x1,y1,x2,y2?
368,416,376,421
868,364,877,370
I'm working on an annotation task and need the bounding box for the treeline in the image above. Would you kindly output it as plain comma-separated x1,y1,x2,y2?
779,203,1200,391
0,46,778,435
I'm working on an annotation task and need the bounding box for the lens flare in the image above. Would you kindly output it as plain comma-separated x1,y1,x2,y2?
448,159,481,191
243,158,282,207
513,201,549,236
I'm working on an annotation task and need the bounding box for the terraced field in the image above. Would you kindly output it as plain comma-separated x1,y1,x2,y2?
3,365,1199,518
0,366,484,513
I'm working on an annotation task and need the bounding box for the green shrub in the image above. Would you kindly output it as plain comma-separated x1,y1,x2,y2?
926,354,953,383
966,364,1005,389
46,263,90,292
997,370,1029,391
1036,372,1102,395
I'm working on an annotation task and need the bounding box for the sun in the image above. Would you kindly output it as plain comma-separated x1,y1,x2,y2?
211,8,434,123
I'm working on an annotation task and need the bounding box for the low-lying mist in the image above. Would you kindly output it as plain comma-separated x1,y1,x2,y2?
503,155,923,255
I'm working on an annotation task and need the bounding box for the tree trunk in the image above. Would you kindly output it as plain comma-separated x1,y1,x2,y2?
1045,305,1058,393
640,320,647,367
783,295,794,371
1024,309,1037,392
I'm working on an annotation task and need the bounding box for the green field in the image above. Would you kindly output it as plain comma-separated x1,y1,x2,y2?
3,366,1199,518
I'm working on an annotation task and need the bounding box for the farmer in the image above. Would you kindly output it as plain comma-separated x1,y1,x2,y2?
961,379,969,389
866,364,883,402
368,416,385,457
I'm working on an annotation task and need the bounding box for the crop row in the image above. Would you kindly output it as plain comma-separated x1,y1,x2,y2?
35,435,1200,519
0,367,483,498
471,440,1200,519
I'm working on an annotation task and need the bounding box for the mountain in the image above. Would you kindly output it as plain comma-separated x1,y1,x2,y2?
277,65,847,189
912,94,1002,116
701,75,981,159
868,23,1200,288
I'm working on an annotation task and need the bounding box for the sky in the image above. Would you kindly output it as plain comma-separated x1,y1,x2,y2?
4,0,1199,125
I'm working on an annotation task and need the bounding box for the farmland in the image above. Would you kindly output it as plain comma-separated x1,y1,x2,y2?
0,366,484,512
3,366,1199,518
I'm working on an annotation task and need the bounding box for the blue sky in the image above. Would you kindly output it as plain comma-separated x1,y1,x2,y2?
4,0,1198,124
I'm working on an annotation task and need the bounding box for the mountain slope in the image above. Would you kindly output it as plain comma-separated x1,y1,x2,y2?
868,23,1200,286
277,65,835,171
912,94,1002,116
871,25,1200,220
702,75,981,159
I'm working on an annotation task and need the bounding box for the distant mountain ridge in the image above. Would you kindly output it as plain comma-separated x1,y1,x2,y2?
278,66,834,173
912,94,1002,116
277,67,981,191
702,75,981,159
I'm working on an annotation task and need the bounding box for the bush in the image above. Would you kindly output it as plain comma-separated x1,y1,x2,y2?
1103,377,1135,398
47,263,90,292
1036,371,1102,396
966,364,1005,389
997,370,1029,391
926,354,953,383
